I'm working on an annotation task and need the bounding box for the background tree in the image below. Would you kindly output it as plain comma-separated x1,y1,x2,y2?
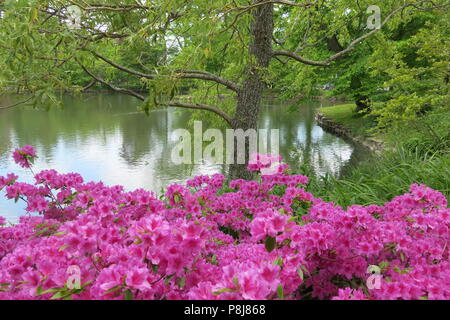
0,0,447,178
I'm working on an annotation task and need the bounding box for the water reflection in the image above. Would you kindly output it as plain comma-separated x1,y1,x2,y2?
0,94,368,222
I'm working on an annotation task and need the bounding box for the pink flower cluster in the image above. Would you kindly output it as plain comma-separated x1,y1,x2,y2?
12,145,37,168
0,149,448,300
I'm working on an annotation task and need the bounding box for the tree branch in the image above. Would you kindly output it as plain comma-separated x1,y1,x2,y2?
90,51,155,79
175,70,240,92
0,96,32,110
66,0,149,12
229,0,314,12
272,50,329,66
164,102,233,126
81,79,97,91
90,51,240,92
79,63,146,101
273,0,436,67
79,63,233,125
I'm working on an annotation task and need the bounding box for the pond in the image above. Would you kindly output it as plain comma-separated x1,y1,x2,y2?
0,94,369,222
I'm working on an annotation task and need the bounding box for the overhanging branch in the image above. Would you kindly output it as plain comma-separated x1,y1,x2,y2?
81,79,97,91
0,96,33,110
229,0,314,12
79,63,146,101
66,0,149,12
79,63,233,126
273,0,437,67
164,102,233,126
90,51,155,79
91,51,240,92
176,70,240,92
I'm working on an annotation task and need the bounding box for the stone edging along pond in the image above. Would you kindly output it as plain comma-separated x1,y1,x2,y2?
315,112,385,154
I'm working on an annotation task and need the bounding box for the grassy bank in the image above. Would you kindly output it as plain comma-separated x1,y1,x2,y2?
301,103,450,207
318,103,379,138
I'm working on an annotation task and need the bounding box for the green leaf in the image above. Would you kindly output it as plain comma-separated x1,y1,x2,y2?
53,232,67,237
103,285,123,295
300,265,309,274
273,257,283,267
81,280,93,288
379,261,389,270
277,285,284,300
50,290,69,300
150,264,159,274
212,288,235,295
40,287,63,295
297,269,304,281
265,236,276,253
177,277,186,289
124,289,133,300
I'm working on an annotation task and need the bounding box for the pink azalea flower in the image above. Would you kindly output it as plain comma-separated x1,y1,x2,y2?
12,145,37,168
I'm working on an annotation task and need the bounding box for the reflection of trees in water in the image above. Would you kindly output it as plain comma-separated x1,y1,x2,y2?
118,108,168,166
0,94,188,168
1,94,142,159
0,111,13,159
0,94,367,181
338,143,373,178
258,99,356,176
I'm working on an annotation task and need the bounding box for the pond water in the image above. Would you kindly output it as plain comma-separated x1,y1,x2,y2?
0,94,369,222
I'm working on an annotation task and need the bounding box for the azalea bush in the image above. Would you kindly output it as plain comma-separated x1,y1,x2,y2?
0,146,448,300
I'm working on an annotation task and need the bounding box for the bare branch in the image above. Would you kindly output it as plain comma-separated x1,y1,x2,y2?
0,96,33,110
175,70,240,92
79,63,146,101
229,0,314,12
272,50,329,66
81,79,97,91
90,51,155,79
91,51,240,92
79,63,233,125
273,0,437,67
164,102,233,126
65,0,149,12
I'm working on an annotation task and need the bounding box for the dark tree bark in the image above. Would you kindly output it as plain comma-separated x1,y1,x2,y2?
326,34,344,53
229,0,274,180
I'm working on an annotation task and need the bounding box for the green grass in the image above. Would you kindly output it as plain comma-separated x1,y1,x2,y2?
305,103,450,207
302,149,450,208
319,104,379,137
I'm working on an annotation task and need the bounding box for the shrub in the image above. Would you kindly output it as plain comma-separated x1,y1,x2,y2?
0,147,448,300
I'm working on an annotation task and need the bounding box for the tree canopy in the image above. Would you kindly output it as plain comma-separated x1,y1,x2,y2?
1,1,447,120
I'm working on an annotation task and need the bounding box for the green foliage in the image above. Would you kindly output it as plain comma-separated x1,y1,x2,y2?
272,1,449,130
265,236,276,253
1,0,447,127
319,104,378,137
368,12,449,127
305,101,450,208
303,148,450,208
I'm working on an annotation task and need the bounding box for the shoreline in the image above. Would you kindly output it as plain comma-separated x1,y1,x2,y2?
315,112,385,154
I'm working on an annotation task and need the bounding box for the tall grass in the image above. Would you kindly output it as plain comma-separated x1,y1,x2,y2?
307,103,450,208
298,148,450,208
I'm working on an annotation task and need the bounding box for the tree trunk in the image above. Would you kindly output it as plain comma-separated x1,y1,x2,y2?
229,1,274,180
